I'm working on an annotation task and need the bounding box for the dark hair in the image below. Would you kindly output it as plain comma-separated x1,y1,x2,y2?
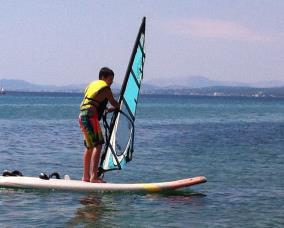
99,67,114,80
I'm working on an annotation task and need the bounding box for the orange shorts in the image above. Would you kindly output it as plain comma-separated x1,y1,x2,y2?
79,112,105,148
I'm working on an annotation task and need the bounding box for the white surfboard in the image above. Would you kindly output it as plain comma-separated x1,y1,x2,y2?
0,176,206,193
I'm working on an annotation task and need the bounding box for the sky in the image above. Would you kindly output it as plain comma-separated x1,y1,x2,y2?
0,0,283,86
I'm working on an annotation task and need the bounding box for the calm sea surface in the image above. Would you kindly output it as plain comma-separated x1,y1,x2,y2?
0,92,283,227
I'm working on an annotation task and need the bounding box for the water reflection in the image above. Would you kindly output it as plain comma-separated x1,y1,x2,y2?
66,194,106,227
145,190,206,204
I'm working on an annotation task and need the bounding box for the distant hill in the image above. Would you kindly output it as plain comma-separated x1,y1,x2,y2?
147,75,284,88
0,79,82,92
0,79,120,93
1,79,47,91
251,80,284,88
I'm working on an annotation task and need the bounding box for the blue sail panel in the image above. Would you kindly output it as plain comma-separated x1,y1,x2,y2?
132,45,144,84
123,37,145,116
123,74,139,116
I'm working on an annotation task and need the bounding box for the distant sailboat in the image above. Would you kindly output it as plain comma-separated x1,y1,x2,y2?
0,80,6,95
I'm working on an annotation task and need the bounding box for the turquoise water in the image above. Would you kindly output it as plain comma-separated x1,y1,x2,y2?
0,92,284,227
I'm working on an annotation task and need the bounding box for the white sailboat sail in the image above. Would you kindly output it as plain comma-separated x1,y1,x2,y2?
0,80,5,95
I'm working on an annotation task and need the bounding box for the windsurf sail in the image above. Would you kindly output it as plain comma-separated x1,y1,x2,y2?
99,17,146,175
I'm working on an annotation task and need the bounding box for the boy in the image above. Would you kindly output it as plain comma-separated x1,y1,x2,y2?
79,67,119,183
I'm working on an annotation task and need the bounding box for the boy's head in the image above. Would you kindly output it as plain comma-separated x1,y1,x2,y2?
99,67,114,86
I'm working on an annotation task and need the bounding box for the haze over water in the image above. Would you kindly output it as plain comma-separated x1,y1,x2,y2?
0,92,283,227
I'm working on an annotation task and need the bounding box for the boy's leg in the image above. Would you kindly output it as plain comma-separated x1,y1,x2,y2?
90,145,103,183
82,148,93,182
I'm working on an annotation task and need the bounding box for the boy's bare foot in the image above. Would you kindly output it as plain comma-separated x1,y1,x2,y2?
82,176,90,182
90,177,106,183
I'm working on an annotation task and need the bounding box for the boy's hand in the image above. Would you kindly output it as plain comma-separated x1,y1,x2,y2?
107,107,118,113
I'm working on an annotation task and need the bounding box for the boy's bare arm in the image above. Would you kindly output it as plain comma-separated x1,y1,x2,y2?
106,88,120,109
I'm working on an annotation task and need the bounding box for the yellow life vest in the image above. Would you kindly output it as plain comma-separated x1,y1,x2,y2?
80,80,108,115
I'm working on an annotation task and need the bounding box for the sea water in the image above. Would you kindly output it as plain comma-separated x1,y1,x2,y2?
0,92,283,227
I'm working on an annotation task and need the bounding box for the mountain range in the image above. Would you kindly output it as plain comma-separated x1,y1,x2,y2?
1,76,284,93
145,76,284,88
